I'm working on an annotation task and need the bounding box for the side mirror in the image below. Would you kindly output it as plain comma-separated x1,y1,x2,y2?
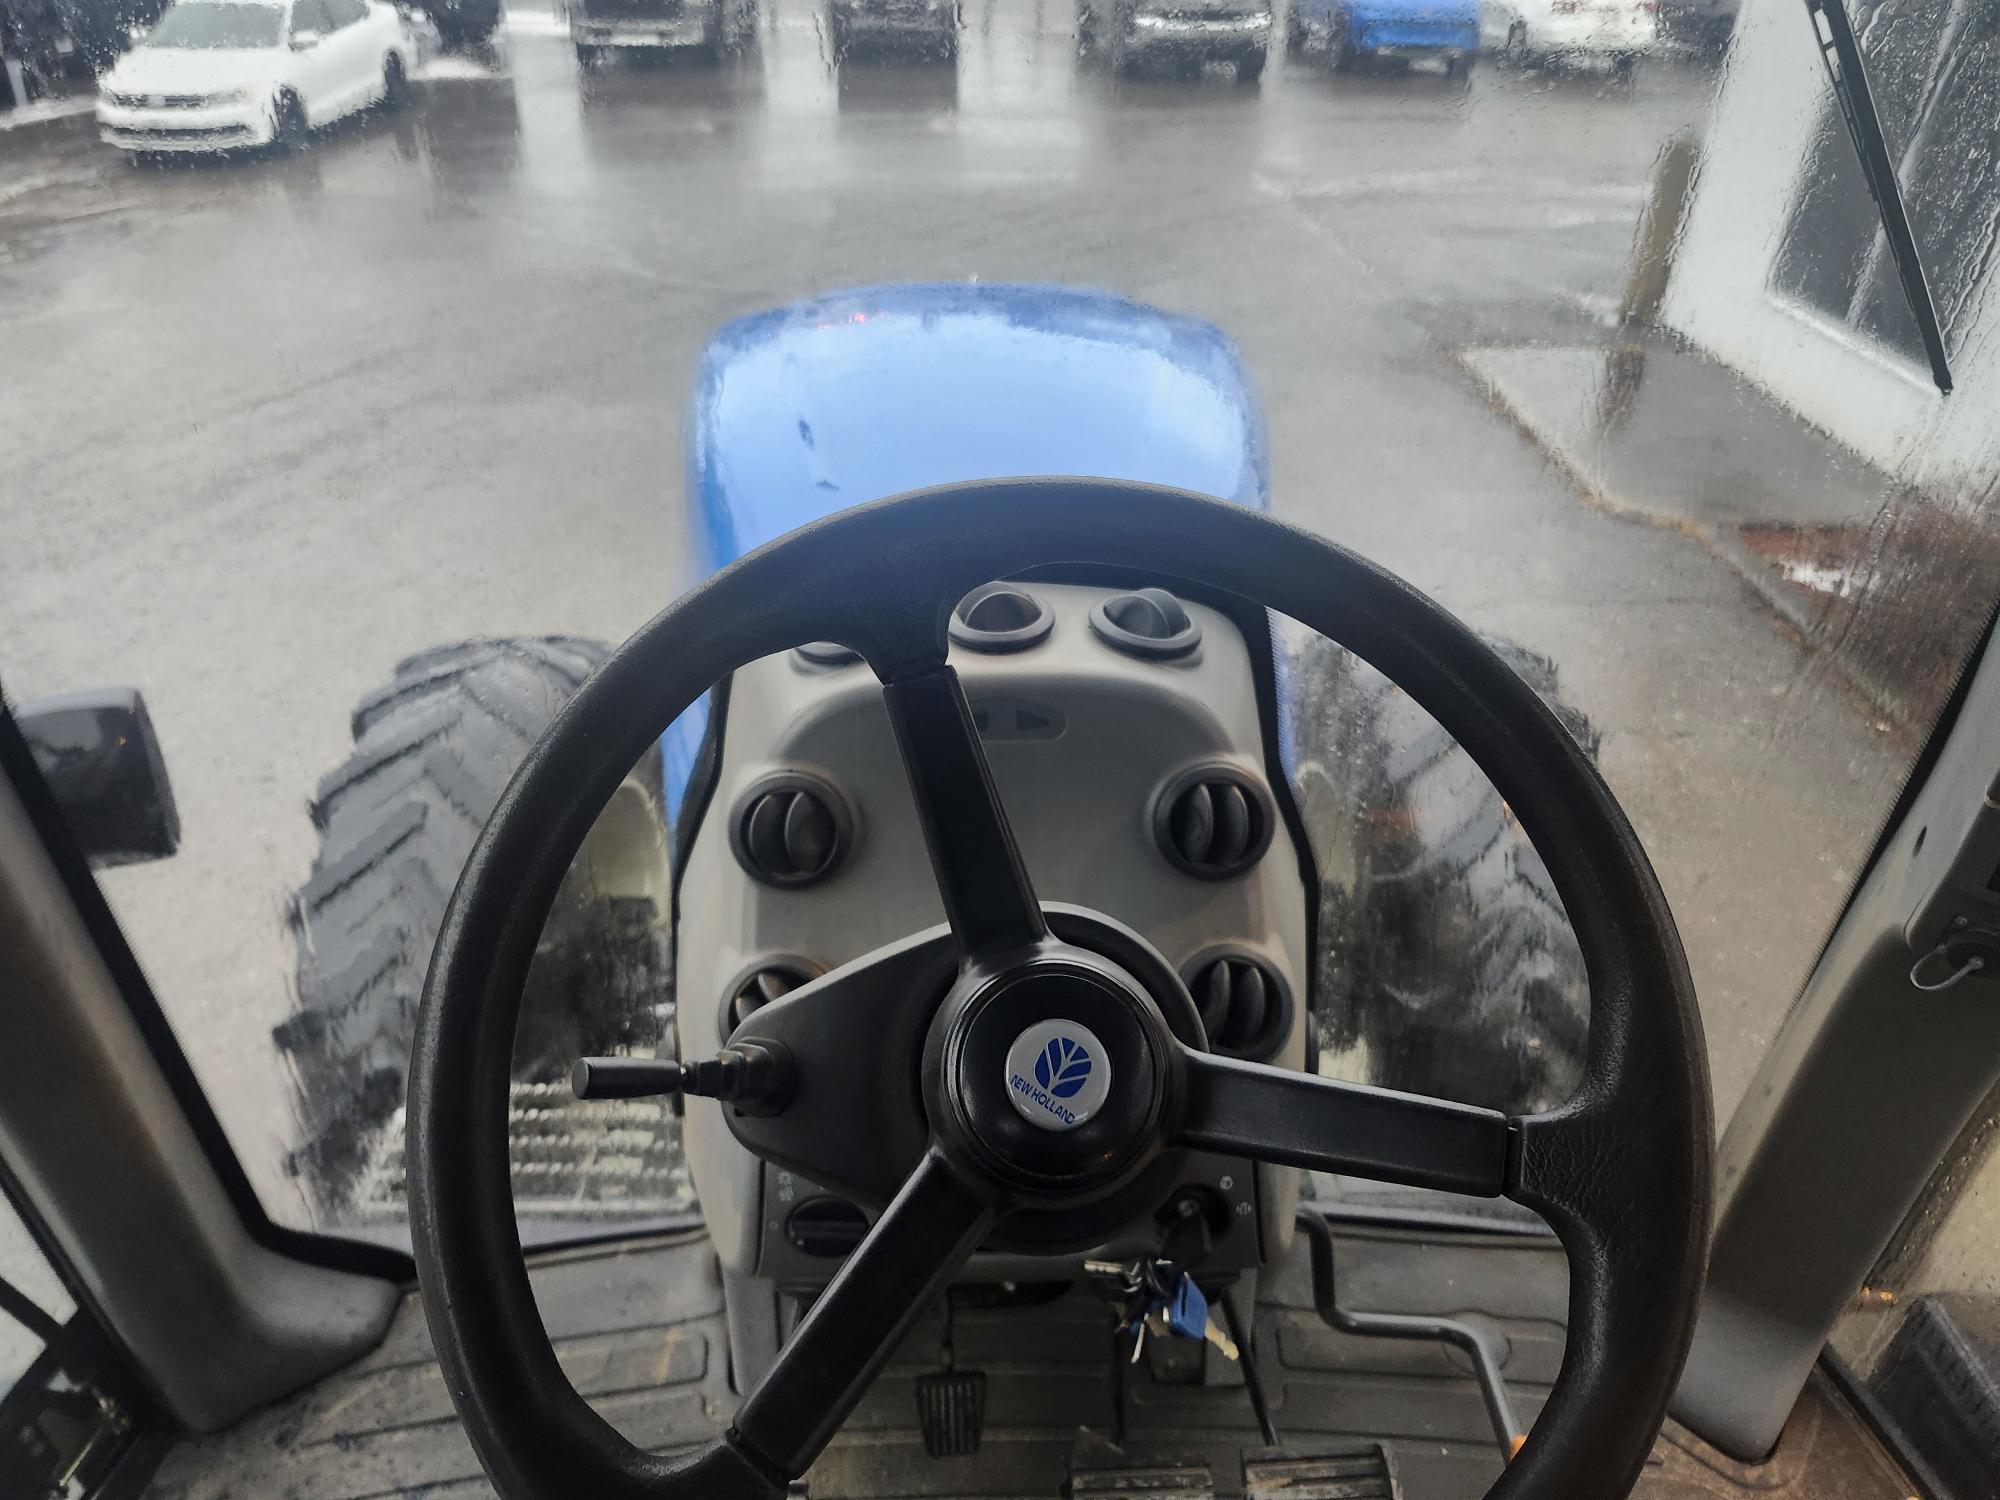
12,688,180,868
291,28,322,46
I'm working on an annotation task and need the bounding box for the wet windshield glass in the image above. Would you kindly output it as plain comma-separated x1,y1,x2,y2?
2,0,1997,1302
141,3,287,48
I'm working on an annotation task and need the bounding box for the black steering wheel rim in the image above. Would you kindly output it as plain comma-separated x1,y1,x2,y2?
408,478,1713,1500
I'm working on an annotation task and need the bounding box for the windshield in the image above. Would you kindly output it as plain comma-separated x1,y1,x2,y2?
5,0,1999,1304
139,2,287,48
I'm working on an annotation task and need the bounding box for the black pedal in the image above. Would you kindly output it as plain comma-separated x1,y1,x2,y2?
914,1367,987,1458
1243,1442,1403,1500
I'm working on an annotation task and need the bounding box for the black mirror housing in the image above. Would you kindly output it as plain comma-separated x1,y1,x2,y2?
12,688,180,867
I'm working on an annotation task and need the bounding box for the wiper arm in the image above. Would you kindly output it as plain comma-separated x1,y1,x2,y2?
1803,0,1952,393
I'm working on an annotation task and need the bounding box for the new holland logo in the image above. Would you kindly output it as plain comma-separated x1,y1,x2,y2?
1037,1037,1093,1097
1004,1019,1111,1132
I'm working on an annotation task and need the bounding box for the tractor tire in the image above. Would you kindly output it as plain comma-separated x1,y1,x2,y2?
274,637,672,1214
270,90,309,154
380,50,410,109
433,0,501,49
1330,24,1359,72
1108,7,1139,73
1288,632,1596,1116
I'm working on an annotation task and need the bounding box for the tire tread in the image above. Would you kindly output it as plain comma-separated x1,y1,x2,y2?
276,636,666,1211
1291,632,1597,1114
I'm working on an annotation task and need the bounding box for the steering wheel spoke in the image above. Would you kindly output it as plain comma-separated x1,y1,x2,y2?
730,1147,996,1481
880,666,1048,965
719,927,954,1202
1177,1048,1511,1198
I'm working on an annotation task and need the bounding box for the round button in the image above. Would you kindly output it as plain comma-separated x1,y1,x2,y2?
1002,1017,1113,1132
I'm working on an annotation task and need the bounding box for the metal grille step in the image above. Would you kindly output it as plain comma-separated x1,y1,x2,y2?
348,1083,695,1221
1067,1459,1216,1498
1242,1442,1402,1499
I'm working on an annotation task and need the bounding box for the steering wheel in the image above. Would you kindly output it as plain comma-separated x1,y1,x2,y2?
408,479,1712,1500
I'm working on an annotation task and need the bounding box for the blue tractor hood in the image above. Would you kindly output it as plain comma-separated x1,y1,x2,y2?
684,282,1270,574
662,283,1272,825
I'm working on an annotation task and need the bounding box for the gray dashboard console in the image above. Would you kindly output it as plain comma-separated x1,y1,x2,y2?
675,583,1310,1284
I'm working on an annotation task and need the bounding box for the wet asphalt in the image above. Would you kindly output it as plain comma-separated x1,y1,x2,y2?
0,8,1904,1219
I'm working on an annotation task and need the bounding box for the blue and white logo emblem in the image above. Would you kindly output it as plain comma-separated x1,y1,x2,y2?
1004,1018,1112,1131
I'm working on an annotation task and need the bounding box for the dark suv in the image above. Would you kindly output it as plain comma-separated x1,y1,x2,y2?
1078,0,1272,79
567,0,755,63
829,0,960,58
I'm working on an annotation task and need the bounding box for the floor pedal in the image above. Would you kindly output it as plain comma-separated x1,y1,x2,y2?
1067,1460,1216,1498
913,1368,987,1457
1243,1442,1403,1499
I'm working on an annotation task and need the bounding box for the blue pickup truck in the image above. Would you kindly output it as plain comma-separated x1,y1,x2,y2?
1286,0,1476,75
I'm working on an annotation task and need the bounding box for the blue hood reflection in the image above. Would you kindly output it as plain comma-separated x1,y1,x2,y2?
685,282,1269,573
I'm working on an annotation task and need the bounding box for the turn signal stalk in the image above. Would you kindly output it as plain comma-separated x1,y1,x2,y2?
572,1041,795,1116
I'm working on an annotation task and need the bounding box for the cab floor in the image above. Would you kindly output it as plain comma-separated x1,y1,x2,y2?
144,1225,1917,1500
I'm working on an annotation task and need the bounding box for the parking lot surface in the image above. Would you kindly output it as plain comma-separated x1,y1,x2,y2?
0,8,1905,1219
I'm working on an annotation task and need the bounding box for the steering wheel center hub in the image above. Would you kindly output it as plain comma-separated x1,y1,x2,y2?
931,949,1172,1197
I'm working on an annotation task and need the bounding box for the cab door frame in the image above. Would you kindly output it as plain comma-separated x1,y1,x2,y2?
1672,605,2000,1460
0,708,402,1436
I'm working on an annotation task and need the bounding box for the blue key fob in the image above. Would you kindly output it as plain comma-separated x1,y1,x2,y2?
1166,1275,1208,1340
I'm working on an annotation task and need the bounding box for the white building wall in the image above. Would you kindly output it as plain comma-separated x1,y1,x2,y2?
1660,0,2000,492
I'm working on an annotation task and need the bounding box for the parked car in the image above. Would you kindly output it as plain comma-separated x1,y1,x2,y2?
1078,0,1272,80
1478,0,1656,69
1287,0,1476,75
566,0,756,64
1657,0,1730,56
96,0,413,154
420,0,496,48
829,0,958,60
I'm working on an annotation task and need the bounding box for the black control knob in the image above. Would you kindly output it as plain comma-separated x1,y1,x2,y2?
573,1041,796,1116
569,1057,685,1100
785,1197,871,1258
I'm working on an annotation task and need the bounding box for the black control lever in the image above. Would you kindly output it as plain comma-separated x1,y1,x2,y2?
572,1041,795,1115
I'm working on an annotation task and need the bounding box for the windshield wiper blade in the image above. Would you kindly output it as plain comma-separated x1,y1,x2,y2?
1803,0,1952,393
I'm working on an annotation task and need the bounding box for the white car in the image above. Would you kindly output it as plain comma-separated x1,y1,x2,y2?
1478,0,1657,67
97,0,416,155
